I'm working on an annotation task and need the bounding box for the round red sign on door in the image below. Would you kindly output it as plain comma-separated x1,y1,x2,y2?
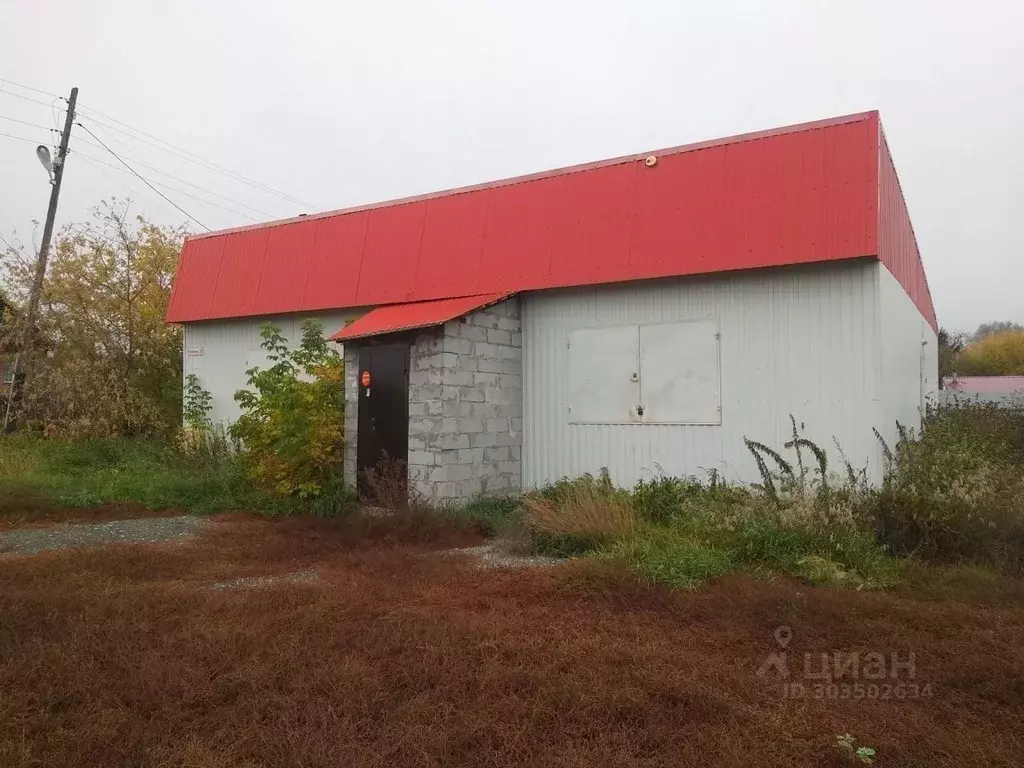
360,370,371,387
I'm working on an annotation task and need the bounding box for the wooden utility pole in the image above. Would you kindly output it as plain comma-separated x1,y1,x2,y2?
3,86,78,432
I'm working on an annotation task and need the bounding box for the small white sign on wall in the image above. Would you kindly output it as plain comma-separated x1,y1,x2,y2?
186,347,204,357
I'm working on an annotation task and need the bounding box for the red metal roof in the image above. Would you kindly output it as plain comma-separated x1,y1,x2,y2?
878,127,937,330
329,293,511,341
167,111,935,329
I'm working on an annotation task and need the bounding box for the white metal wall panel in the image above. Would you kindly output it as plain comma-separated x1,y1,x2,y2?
568,325,639,424
182,310,356,425
639,320,721,425
877,264,939,452
522,261,886,489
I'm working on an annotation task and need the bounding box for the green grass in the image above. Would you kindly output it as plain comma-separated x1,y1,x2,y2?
593,518,899,591
734,519,900,587
0,436,351,516
447,495,521,535
522,472,902,590
599,526,735,589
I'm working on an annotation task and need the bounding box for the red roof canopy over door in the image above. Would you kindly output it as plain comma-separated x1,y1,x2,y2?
329,293,512,342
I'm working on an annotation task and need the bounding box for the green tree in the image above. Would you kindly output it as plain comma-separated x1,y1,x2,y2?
937,327,966,383
230,320,344,498
0,199,186,436
957,330,1024,376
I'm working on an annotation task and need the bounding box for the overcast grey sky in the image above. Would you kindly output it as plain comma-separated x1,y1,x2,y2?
1,1,1021,331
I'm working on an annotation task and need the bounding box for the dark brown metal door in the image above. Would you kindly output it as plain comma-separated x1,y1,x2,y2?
356,343,409,494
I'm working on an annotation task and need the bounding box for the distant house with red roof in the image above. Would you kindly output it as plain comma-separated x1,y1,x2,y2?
167,111,937,501
941,375,1024,406
943,375,1024,394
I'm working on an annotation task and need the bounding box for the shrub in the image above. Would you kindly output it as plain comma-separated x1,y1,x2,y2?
360,455,411,509
182,373,213,431
631,475,707,524
632,473,753,532
177,374,234,458
868,401,1024,569
521,447,897,588
230,320,345,499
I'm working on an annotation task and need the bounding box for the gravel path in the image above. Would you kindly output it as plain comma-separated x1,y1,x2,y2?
0,516,203,555
444,541,566,570
210,570,321,590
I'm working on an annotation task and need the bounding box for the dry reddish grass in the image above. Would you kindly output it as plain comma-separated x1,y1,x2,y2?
1,507,1023,767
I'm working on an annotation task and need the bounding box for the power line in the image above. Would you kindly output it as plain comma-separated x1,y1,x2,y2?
0,114,59,133
2,76,312,217
0,117,103,151
76,151,271,218
75,154,169,217
76,122,210,232
1,114,273,218
0,77,60,99
78,153,229,232
1,76,316,212
80,111,149,166
0,87,55,109
77,116,272,216
0,130,43,144
50,97,65,134
77,153,260,221
75,109,317,209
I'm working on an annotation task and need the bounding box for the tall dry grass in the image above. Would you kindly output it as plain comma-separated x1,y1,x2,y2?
522,474,638,540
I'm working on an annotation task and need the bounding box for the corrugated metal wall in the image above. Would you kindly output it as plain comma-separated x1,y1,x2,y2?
183,310,355,425
877,264,939,451
522,260,885,489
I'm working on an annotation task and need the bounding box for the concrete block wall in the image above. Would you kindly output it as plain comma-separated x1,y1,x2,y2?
407,297,523,502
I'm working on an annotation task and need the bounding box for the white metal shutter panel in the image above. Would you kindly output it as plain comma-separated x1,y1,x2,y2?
568,325,639,424
639,320,721,424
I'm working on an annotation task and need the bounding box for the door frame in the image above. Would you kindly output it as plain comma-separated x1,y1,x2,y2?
355,340,410,495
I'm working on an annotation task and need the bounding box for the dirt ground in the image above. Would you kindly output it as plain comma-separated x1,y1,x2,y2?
1,498,1023,768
